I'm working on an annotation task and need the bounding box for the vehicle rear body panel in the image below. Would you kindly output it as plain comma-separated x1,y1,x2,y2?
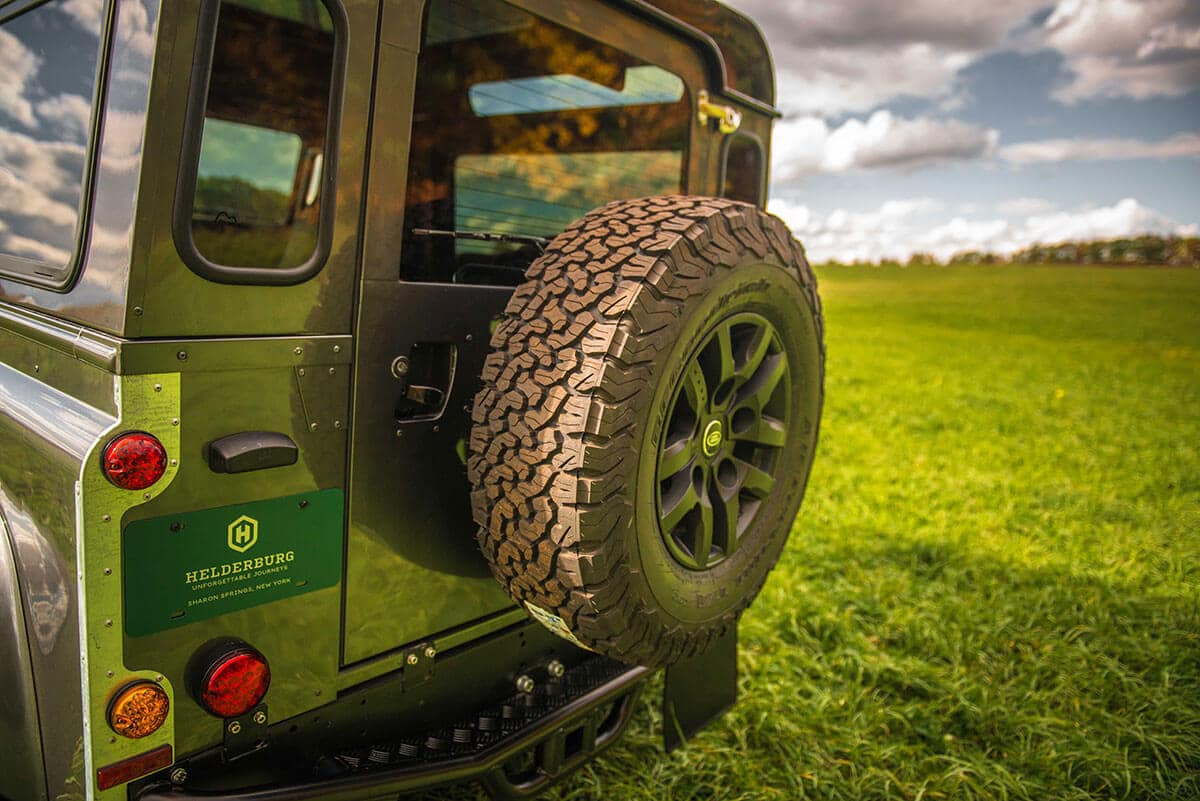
120,343,351,758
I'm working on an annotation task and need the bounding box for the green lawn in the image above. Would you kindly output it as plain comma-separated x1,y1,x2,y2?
445,264,1200,800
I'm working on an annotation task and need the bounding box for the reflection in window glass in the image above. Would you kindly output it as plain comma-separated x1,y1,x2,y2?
456,152,680,251
195,120,303,226
722,135,763,205
402,0,690,285
189,0,334,270
0,0,104,278
469,66,684,117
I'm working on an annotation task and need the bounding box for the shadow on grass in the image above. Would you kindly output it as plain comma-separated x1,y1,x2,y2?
408,535,1200,801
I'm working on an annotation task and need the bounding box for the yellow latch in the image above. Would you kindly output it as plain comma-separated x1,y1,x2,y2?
697,90,742,134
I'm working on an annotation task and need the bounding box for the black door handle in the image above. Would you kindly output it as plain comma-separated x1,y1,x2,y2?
207,431,299,473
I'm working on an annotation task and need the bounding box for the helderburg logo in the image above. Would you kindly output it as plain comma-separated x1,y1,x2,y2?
227,515,258,553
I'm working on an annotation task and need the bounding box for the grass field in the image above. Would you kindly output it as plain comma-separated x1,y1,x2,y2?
435,264,1200,801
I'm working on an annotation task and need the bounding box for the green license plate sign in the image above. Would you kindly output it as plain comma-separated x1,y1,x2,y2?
123,489,343,636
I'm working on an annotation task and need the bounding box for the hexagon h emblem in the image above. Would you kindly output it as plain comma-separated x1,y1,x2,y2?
227,515,258,553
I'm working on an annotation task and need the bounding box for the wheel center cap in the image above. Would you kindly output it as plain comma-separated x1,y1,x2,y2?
702,419,724,458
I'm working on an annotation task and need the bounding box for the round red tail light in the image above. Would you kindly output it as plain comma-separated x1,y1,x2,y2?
102,432,167,490
187,639,271,719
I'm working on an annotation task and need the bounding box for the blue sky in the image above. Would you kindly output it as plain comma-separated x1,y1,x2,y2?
723,0,1200,262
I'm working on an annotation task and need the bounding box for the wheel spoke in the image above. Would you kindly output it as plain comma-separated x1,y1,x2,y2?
737,353,787,413
659,433,698,478
736,324,772,381
713,325,736,385
737,458,776,499
713,482,742,554
693,490,714,568
660,477,701,534
731,414,786,448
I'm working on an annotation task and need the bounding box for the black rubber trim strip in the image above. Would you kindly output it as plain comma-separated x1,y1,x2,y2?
135,666,649,801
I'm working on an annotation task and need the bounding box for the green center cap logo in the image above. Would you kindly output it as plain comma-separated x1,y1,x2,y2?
702,420,723,457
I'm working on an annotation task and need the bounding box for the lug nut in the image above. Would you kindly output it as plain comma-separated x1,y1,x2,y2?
170,767,188,785
547,660,565,678
515,674,535,693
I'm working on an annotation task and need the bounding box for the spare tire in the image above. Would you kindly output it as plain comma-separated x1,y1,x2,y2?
468,195,824,667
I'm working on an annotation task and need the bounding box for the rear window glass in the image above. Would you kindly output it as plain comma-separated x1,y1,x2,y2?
401,0,691,286
184,0,335,273
0,0,105,285
722,135,763,205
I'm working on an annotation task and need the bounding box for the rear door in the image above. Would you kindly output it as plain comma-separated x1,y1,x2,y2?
344,0,707,663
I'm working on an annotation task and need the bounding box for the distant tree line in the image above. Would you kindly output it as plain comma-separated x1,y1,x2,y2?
821,234,1200,268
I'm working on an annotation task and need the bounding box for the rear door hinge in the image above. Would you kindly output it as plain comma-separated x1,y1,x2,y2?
697,90,742,134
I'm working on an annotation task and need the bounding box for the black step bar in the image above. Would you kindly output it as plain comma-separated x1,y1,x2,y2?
137,662,649,801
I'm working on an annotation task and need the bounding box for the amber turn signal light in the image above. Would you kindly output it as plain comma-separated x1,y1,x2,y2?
102,431,168,490
108,680,170,739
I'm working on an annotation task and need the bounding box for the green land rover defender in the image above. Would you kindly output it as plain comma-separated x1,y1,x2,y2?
0,0,823,798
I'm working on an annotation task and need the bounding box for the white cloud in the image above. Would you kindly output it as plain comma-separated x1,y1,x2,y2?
1040,0,1200,102
1001,132,1200,164
0,130,86,264
770,196,1197,263
1,234,71,265
769,195,944,263
0,29,39,128
36,95,93,142
723,0,1046,114
996,197,1056,216
773,45,976,118
61,0,154,58
773,111,998,183
721,0,1199,113
1018,197,1196,244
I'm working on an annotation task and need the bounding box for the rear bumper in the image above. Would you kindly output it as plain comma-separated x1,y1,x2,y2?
136,658,648,801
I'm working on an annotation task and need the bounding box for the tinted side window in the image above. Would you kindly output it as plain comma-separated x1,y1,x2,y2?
182,0,336,276
401,0,691,286
0,0,105,286
722,135,763,205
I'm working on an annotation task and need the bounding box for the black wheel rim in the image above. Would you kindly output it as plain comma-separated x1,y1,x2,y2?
654,312,790,570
